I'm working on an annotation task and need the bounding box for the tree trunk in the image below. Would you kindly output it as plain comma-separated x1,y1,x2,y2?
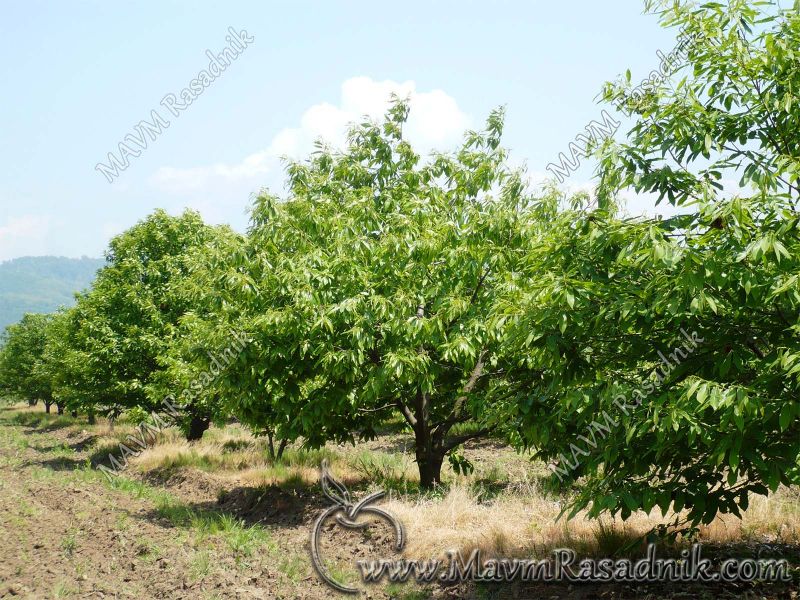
44,401,52,414
87,411,96,425
409,387,446,490
56,404,64,415
416,443,444,489
267,432,288,461
28,398,37,407
186,414,210,441
276,438,288,461
406,353,490,489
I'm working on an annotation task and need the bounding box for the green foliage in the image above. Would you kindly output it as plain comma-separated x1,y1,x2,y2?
3,0,798,525
49,210,230,434
0,312,55,404
598,0,799,208
143,224,247,438
511,0,800,528
205,99,539,487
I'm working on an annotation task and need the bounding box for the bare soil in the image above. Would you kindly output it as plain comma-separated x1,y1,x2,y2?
0,411,797,599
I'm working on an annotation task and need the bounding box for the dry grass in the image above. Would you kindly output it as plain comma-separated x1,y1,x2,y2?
700,487,800,544
386,484,800,561
6,402,799,564
130,427,362,488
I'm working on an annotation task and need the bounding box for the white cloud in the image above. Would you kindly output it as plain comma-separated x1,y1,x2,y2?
150,76,472,194
0,215,52,261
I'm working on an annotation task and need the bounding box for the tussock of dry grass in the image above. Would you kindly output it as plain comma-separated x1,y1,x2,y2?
133,439,261,472
130,428,357,488
700,487,800,544
386,484,800,560
385,485,545,559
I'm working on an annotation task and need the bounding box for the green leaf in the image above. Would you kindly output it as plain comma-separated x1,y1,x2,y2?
779,403,793,431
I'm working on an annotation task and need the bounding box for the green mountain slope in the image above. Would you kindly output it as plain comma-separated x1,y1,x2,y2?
0,256,104,331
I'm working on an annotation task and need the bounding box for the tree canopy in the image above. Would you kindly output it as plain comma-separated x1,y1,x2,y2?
195,101,542,487
0,313,55,409
51,209,232,434
510,0,800,529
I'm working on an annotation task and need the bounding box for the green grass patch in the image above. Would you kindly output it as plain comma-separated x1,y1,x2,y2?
134,536,162,562
155,497,275,560
277,552,308,582
322,559,359,589
9,412,75,430
189,550,213,581
349,449,412,484
76,462,277,563
273,446,337,468
385,582,431,600
61,529,78,557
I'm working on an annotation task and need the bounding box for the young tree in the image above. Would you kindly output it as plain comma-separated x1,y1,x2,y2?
38,307,98,420
0,313,56,411
145,225,247,441
513,0,800,528
38,309,73,416
219,101,536,488
61,209,227,439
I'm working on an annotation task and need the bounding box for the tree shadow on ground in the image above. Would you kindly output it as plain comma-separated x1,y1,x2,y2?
22,456,87,471
8,415,79,432
215,484,325,527
31,435,99,454
138,482,327,531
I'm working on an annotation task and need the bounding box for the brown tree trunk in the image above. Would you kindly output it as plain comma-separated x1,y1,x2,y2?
44,401,52,414
410,387,446,490
276,438,288,461
56,404,64,415
416,447,445,489
409,350,490,489
186,414,210,441
266,433,288,460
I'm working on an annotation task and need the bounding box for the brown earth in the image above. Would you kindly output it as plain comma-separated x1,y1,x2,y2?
0,410,797,599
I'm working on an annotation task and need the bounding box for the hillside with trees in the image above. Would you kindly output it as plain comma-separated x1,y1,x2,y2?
0,256,104,330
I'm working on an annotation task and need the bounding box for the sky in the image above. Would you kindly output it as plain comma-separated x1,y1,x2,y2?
0,1,687,262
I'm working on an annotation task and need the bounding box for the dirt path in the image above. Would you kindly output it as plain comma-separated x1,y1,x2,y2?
0,412,797,600
0,418,326,599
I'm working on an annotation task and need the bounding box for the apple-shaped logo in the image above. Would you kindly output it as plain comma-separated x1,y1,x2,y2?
310,459,405,593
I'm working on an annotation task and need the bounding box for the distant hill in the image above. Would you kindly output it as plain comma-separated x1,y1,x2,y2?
0,256,105,331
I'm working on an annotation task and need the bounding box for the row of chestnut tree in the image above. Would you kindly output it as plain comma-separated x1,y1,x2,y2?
1,1,798,531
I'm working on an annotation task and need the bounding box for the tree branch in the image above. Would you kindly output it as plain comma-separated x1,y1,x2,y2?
432,350,487,439
357,403,395,414
442,425,496,453
397,399,417,428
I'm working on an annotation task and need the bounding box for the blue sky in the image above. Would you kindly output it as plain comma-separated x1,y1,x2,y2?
0,1,684,261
